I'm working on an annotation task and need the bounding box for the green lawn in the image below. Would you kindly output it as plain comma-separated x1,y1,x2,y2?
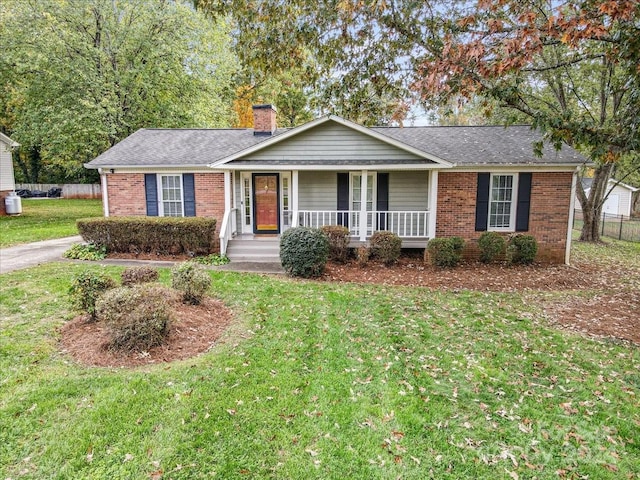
1,242,638,479
0,198,103,248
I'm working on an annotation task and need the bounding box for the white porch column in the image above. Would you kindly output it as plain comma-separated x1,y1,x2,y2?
428,170,438,238
359,170,368,241
224,170,232,212
291,170,299,227
99,169,109,217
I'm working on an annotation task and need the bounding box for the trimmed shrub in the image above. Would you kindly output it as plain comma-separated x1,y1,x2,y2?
68,270,116,322
426,237,465,268
355,245,370,267
97,284,172,353
320,225,351,263
63,243,106,261
369,231,402,265
77,217,217,256
506,234,538,265
171,261,212,305
121,266,159,286
477,231,506,263
279,227,329,278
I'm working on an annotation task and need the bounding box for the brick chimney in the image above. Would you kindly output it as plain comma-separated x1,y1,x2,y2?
252,104,277,135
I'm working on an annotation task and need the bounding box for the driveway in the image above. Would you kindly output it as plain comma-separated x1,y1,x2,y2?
0,236,82,274
0,236,284,274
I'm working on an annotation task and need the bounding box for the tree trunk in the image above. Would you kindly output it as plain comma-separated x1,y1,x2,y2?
577,163,614,242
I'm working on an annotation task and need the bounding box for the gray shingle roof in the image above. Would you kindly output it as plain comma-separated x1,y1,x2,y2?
372,125,585,165
85,128,289,168
85,121,586,169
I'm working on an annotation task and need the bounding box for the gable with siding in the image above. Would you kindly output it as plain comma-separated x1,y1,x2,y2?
230,121,435,166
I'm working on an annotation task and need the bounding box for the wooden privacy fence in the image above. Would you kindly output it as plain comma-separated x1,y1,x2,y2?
573,209,640,242
16,184,101,199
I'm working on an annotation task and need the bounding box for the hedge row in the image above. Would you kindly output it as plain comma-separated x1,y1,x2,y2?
77,217,217,255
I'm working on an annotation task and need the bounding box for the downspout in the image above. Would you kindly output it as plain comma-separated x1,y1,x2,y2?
565,169,578,265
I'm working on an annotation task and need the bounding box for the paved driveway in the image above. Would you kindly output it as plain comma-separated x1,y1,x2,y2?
0,236,284,274
0,236,82,274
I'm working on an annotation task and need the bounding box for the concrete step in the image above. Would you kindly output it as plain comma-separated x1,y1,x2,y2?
226,237,280,262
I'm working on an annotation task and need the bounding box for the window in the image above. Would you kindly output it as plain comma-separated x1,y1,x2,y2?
159,175,183,217
351,173,375,212
489,174,517,230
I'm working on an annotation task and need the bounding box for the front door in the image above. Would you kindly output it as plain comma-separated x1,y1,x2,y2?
253,173,280,234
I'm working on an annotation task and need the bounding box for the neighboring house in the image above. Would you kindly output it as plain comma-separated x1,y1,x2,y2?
85,105,586,264
0,132,19,216
576,178,639,218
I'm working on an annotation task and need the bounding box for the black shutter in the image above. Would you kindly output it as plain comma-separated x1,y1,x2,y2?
515,173,532,231
145,174,158,216
337,172,349,228
183,173,196,217
376,173,389,230
475,173,490,231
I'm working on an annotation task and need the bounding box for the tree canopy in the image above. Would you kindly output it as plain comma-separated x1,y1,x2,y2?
198,0,640,240
0,0,237,182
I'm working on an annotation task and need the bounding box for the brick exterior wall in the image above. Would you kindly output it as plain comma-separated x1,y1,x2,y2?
106,172,226,250
437,171,573,263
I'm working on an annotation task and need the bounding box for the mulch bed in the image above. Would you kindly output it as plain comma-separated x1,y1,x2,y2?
60,252,638,369
60,296,232,368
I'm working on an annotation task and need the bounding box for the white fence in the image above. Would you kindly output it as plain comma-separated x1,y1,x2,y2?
16,184,101,199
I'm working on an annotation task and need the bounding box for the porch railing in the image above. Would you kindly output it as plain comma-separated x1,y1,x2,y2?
219,207,238,255
294,210,430,239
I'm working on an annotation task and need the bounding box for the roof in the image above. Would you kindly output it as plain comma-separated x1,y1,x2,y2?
582,178,639,192
372,125,585,166
0,132,19,148
85,116,586,169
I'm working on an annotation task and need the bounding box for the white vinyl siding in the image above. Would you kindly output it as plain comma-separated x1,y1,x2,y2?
159,174,183,217
388,171,428,210
489,173,517,230
0,141,15,191
298,171,336,210
243,122,425,163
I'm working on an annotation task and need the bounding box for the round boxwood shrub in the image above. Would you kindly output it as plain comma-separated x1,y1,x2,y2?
426,237,465,268
280,227,329,278
369,231,402,265
96,284,172,353
121,266,159,286
506,234,538,265
68,270,116,322
171,261,212,305
320,225,351,263
477,231,506,263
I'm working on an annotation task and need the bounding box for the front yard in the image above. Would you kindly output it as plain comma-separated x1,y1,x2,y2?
0,240,638,479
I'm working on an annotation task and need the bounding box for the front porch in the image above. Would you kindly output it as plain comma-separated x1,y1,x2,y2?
220,209,431,259
218,169,438,259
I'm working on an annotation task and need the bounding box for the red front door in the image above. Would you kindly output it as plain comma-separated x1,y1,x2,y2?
253,174,279,234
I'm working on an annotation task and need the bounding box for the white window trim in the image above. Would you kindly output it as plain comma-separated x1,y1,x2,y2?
157,173,184,217
488,172,518,232
349,172,377,211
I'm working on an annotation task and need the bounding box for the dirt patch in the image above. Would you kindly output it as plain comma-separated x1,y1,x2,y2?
60,296,233,368
543,290,640,345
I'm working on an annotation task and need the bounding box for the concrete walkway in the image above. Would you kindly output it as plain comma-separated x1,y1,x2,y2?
0,236,284,275
0,235,82,274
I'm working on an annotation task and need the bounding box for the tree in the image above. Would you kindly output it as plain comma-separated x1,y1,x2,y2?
197,0,640,240
0,0,237,183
